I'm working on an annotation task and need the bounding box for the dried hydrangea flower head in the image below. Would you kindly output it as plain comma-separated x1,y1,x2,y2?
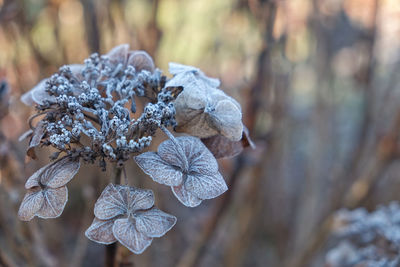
325,202,400,267
18,44,248,254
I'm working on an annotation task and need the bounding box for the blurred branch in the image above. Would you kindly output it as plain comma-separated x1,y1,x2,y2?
81,0,100,53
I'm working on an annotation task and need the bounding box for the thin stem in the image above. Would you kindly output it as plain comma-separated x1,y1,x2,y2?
105,166,122,267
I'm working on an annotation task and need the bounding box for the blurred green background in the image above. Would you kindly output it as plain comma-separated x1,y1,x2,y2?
1,0,400,266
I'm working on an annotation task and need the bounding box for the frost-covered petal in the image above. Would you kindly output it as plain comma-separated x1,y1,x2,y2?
32,79,56,105
208,98,243,141
36,186,68,219
127,51,155,72
158,137,218,175
112,218,153,254
18,188,44,221
125,187,154,213
135,152,183,186
27,120,47,159
134,208,176,238
85,217,117,245
25,165,47,189
106,44,129,66
42,157,80,188
168,62,220,88
94,184,127,220
171,183,202,208
185,172,228,200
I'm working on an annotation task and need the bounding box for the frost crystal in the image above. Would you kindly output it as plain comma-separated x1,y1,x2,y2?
135,136,228,207
85,184,176,254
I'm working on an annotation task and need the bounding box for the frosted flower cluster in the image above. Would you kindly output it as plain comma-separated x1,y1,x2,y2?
18,44,249,254
325,202,400,267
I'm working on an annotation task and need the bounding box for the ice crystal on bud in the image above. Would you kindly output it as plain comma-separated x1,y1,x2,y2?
18,156,80,221
135,136,228,207
85,184,176,254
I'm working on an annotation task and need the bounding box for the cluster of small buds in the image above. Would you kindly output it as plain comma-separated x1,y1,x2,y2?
19,44,249,255
325,202,400,267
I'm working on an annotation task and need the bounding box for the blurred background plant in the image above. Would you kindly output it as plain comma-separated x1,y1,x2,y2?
1,0,400,266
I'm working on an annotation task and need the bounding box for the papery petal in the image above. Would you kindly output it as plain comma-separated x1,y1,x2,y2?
171,183,202,208
134,208,176,238
157,138,188,170
112,218,153,254
42,156,80,188
201,134,244,159
85,217,117,244
94,184,127,220
31,79,56,105
20,90,34,106
127,51,155,72
135,152,183,186
27,120,47,159
18,188,44,221
25,164,48,189
18,129,33,142
124,187,154,213
185,172,228,200
106,44,130,66
168,62,220,88
209,99,243,141
36,186,68,219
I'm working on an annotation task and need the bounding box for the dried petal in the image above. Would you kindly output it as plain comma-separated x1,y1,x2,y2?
158,137,218,175
106,44,129,66
27,120,46,159
41,156,80,188
135,208,176,238
125,187,154,213
85,217,117,244
25,164,48,189
21,79,55,105
112,218,153,254
168,62,220,88
36,186,68,219
171,184,202,208
18,129,33,142
135,152,183,186
185,172,228,200
18,188,44,221
94,184,127,220
201,134,244,159
127,51,155,72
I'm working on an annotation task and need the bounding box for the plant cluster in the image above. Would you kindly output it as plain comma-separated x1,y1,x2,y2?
17,44,250,254
325,202,400,267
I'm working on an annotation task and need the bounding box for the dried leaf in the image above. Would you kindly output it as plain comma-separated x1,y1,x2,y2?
135,152,183,186
85,217,117,244
135,208,177,238
185,172,227,200
106,44,129,67
171,184,202,208
40,156,80,188
18,188,44,221
94,184,127,220
27,120,46,159
36,186,68,219
112,218,153,254
127,51,155,72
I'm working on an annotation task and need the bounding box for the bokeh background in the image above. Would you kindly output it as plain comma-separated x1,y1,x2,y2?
1,0,400,266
